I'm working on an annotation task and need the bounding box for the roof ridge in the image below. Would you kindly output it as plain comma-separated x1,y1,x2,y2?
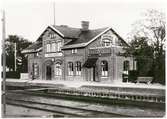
52,25,109,31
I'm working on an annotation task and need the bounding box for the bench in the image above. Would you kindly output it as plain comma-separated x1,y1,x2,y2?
136,77,153,84
20,73,29,79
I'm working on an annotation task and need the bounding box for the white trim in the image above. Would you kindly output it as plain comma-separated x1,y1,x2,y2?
49,25,64,37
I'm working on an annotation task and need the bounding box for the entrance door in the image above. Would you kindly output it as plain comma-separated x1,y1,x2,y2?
46,66,52,80
88,67,95,81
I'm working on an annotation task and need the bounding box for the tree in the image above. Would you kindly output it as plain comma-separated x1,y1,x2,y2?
126,9,165,84
124,36,154,76
5,35,32,72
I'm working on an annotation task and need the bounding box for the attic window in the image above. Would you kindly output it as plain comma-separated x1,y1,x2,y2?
49,33,56,39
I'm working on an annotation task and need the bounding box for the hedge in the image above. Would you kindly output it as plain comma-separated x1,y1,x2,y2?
1,71,20,79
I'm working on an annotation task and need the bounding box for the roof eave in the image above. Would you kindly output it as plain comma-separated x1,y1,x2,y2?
84,27,111,46
62,27,110,49
22,48,42,54
62,43,86,50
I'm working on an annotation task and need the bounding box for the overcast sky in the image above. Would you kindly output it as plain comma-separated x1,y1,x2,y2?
1,0,166,42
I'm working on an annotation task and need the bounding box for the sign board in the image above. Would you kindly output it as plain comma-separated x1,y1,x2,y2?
45,53,63,57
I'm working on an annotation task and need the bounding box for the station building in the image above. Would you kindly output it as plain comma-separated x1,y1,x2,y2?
22,21,136,83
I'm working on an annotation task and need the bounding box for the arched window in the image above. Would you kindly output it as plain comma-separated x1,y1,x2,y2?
46,43,51,52
54,63,62,76
102,39,112,47
68,62,73,76
101,61,108,77
51,42,56,52
75,61,81,76
101,35,113,47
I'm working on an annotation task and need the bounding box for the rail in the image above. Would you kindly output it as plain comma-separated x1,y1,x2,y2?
6,98,130,117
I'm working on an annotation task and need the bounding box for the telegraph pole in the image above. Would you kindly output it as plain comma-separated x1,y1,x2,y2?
53,2,55,25
14,43,17,71
2,10,6,117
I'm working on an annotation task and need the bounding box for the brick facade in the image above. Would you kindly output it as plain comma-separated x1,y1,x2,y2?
25,24,135,83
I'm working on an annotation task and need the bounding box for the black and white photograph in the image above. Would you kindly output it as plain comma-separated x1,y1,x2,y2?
1,0,166,118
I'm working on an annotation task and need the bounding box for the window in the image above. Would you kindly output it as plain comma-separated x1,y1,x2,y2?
123,60,129,71
68,62,73,76
51,42,56,52
102,39,113,47
49,33,56,39
75,61,81,76
123,60,129,75
57,42,62,52
72,49,77,54
46,42,62,53
46,43,51,52
54,63,62,76
101,61,108,77
33,63,39,77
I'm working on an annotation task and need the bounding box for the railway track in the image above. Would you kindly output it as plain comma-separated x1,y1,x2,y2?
5,90,165,117
6,97,130,117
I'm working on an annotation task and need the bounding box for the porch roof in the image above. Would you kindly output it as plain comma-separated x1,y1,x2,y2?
83,57,98,68
22,41,42,54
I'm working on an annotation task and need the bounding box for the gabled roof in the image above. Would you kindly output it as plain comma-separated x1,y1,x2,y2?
50,25,80,39
49,25,110,49
22,24,129,53
65,27,108,45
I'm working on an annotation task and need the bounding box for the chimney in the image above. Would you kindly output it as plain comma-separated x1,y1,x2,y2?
81,21,89,31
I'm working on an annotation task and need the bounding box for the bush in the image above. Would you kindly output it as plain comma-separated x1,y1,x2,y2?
128,70,138,83
1,71,20,79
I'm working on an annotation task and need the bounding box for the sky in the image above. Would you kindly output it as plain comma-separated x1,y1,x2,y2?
1,0,166,42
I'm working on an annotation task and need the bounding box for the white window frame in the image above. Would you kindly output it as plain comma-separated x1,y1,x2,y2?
68,62,74,76
75,62,81,76
54,63,62,76
57,42,62,52
46,43,51,52
101,61,108,77
51,42,56,52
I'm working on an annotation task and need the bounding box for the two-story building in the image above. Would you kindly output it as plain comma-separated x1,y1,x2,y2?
22,21,136,83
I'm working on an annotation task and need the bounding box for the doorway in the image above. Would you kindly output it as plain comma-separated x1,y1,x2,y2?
46,66,52,80
88,67,95,81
